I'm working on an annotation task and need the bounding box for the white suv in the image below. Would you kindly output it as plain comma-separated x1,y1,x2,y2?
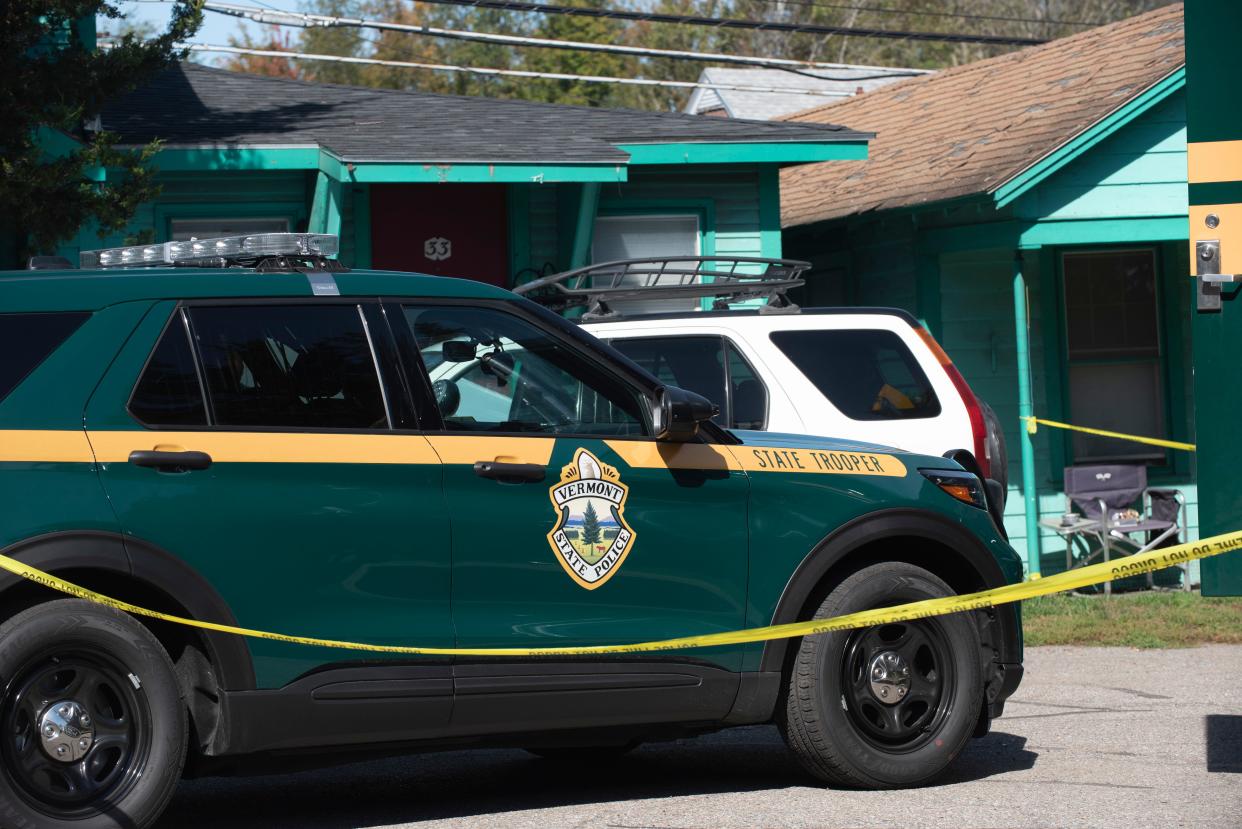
514,257,1008,511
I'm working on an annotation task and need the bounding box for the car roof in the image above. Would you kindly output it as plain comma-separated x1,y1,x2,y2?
0,267,513,313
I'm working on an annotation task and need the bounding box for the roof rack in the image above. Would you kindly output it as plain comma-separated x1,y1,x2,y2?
513,256,811,321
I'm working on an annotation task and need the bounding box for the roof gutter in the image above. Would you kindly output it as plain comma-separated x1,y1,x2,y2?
991,65,1186,209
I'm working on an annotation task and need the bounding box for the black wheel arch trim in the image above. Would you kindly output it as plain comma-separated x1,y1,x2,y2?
0,530,256,691
758,508,1022,675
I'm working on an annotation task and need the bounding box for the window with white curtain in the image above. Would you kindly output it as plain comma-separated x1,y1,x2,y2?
592,215,700,315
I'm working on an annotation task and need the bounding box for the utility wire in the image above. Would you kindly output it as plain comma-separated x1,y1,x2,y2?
401,0,1047,46
188,42,876,95
204,1,931,76
710,0,1104,28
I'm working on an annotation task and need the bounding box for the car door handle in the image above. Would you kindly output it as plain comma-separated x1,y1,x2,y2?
128,449,213,472
473,461,546,483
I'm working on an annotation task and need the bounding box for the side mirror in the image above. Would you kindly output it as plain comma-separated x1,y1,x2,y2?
652,385,718,442
432,378,461,417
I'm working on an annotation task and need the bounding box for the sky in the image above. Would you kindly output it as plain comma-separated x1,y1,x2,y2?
100,0,306,62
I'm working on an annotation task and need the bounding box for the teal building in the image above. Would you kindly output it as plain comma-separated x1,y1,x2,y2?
24,62,867,285
780,4,1192,575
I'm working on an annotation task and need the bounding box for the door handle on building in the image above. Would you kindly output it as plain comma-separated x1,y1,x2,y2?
473,460,546,483
128,449,213,472
1197,239,1237,312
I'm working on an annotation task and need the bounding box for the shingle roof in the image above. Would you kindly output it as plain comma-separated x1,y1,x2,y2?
684,66,925,121
105,62,866,165
779,3,1185,228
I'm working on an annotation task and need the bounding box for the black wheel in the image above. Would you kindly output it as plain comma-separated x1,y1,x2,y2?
779,562,981,789
0,599,186,829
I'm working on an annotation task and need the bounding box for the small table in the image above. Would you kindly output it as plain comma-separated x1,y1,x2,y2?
1039,515,1118,595
1039,514,1180,596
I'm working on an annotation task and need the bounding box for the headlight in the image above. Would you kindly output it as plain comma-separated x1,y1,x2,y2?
919,468,987,510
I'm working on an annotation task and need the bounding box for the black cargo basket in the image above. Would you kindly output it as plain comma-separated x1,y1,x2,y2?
513,256,811,321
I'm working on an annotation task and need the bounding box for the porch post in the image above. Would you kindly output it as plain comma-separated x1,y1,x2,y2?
1013,250,1042,578
309,171,343,238
569,183,601,270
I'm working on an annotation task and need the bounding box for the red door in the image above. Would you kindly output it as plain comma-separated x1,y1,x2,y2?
370,184,510,286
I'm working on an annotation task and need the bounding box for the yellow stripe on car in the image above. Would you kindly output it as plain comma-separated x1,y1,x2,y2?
1,431,907,478
0,430,96,463
86,431,443,465
729,445,907,477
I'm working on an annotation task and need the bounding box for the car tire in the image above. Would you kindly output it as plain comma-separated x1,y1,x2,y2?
779,562,981,789
0,599,186,829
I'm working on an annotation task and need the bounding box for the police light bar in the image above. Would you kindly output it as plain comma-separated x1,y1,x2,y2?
80,233,339,269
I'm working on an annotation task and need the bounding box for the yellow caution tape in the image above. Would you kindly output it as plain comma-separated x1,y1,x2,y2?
1022,416,1197,452
0,530,1238,657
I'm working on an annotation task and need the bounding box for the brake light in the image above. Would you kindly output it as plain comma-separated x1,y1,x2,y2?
913,326,990,480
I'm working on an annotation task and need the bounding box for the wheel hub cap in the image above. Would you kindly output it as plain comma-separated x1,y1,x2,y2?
867,651,910,705
38,699,94,763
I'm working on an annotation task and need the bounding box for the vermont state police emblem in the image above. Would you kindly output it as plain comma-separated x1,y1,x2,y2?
547,449,636,590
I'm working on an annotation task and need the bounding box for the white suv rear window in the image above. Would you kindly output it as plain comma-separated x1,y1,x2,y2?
770,329,941,421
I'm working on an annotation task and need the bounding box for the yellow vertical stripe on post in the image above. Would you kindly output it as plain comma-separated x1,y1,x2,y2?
1188,140,1242,184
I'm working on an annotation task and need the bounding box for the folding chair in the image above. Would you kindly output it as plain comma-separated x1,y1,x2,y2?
1062,465,1189,594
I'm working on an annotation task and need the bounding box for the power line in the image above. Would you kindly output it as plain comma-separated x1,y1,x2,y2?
204,1,931,77
715,0,1104,29
188,42,877,95
402,0,1047,46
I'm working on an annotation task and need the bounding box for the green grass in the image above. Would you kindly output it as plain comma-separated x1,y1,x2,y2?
1022,591,1242,648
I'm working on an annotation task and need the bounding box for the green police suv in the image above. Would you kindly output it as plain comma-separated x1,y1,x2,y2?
0,234,1022,828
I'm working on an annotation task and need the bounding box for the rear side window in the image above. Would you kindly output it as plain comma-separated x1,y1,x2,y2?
0,312,90,403
610,336,767,430
188,305,388,430
770,329,941,421
129,312,208,426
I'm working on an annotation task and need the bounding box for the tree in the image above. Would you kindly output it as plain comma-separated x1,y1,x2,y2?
1,1,203,258
209,0,1170,111
222,25,302,79
510,0,632,108
299,0,367,86
581,500,601,548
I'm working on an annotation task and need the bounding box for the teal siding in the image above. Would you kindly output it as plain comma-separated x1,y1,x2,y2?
930,242,1197,573
337,184,356,267
850,223,918,310
55,170,311,262
528,184,560,274
508,166,778,285
54,165,779,285
599,166,768,259
1014,91,1187,222
785,85,1197,579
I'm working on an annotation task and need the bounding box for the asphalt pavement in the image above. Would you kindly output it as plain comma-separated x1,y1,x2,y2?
157,646,1242,828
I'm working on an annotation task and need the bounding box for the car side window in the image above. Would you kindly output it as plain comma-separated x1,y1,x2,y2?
725,341,767,430
609,336,727,426
609,335,767,431
405,305,646,436
129,311,208,426
770,329,941,421
184,304,389,429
